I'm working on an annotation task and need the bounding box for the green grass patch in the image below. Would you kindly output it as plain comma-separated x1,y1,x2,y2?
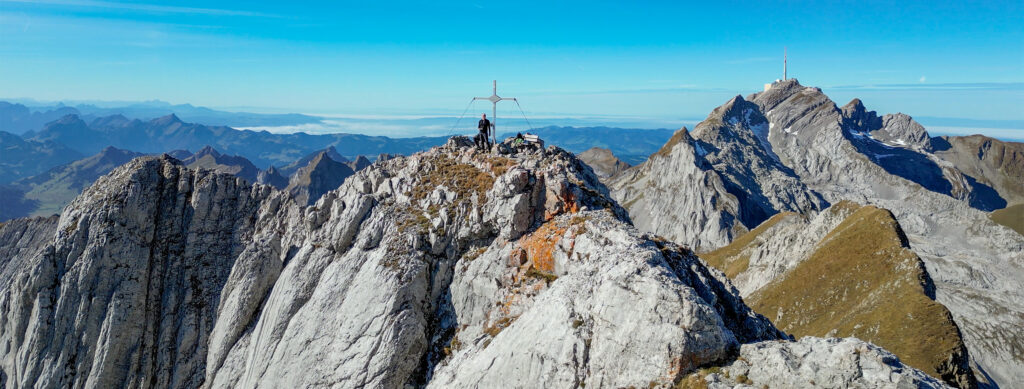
991,203,1024,236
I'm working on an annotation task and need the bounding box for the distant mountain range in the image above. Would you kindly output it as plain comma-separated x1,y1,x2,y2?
0,101,320,135
0,142,389,221
0,146,142,220
21,113,449,169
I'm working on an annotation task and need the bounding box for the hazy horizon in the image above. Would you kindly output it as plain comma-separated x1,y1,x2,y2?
2,1,1022,127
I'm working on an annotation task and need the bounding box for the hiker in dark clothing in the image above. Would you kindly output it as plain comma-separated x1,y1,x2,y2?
476,114,492,151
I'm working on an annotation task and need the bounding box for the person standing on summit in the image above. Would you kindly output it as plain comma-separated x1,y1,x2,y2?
476,113,492,151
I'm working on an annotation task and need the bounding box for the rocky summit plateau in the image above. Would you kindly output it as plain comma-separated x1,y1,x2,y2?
0,132,959,389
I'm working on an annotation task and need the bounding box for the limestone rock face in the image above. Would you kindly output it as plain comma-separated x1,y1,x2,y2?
696,338,951,389
610,94,824,252
3,137,876,389
577,147,631,180
932,134,1024,206
875,113,934,152
429,211,782,388
610,128,743,251
0,156,270,388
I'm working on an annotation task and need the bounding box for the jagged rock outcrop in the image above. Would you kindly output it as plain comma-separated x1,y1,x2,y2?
0,137,949,388
611,128,743,251
0,215,59,290
283,151,356,205
685,338,950,388
840,98,883,132
932,134,1024,206
611,95,824,251
700,201,975,387
577,147,631,180
182,145,260,183
376,153,399,163
876,113,934,151
255,166,288,189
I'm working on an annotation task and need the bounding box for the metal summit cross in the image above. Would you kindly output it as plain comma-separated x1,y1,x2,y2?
473,80,518,145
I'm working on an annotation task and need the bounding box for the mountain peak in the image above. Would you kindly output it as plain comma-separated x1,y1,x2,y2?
152,113,183,126
194,145,221,158
54,113,86,125
841,98,882,132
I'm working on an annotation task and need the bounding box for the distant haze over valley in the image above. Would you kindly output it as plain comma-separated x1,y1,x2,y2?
3,98,1022,142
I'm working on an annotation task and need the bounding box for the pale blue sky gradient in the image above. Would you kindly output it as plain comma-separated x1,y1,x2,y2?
1,0,1022,124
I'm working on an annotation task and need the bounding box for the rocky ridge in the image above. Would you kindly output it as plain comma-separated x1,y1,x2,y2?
0,136,945,388
611,95,825,251
700,201,975,387
687,338,949,389
931,134,1024,207
255,166,288,189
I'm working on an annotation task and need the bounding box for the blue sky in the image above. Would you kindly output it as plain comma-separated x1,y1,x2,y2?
1,0,1022,128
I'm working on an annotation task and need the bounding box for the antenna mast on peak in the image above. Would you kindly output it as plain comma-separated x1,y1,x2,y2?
472,80,517,145
784,47,788,81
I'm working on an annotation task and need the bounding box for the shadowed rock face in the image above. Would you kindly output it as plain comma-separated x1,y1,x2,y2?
255,166,288,190
577,147,631,180
14,137,963,388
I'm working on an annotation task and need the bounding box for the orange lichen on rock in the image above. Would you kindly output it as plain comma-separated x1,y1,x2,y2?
544,183,581,220
519,221,569,273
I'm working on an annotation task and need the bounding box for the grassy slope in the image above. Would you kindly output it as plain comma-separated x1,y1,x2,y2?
701,204,969,385
990,203,1024,236
699,211,796,278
